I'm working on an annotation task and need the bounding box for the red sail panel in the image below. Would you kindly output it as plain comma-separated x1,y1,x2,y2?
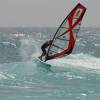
45,3,86,61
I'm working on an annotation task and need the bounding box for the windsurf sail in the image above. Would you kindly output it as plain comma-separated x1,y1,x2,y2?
45,3,86,61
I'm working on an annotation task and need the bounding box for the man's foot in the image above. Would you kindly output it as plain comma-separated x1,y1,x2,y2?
39,56,42,60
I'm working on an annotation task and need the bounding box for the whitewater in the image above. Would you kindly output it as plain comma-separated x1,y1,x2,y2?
0,27,100,100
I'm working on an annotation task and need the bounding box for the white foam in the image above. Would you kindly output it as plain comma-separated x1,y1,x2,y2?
0,42,17,48
31,40,41,59
47,53,100,70
0,72,15,80
0,73,7,80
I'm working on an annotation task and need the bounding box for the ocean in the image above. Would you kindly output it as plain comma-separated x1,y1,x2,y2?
0,27,100,100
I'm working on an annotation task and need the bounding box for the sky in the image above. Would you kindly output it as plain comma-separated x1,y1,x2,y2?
0,0,99,27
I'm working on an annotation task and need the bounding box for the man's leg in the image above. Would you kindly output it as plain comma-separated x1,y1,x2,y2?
39,47,46,60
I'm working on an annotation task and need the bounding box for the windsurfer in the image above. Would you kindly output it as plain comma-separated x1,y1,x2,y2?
39,40,52,59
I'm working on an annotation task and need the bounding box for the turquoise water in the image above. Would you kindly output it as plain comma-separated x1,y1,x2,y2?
0,27,100,100
0,60,100,100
